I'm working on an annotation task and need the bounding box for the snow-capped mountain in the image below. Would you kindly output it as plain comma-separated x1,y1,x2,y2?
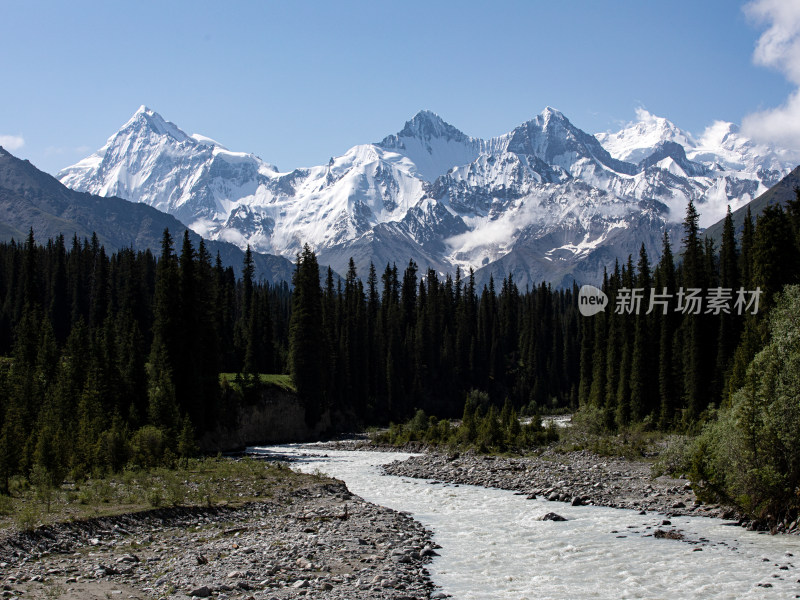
595,108,698,165
58,105,797,287
377,110,487,181
596,108,793,185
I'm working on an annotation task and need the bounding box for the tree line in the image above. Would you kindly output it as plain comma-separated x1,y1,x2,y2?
1,191,798,497
577,195,800,433
289,195,800,437
0,229,290,491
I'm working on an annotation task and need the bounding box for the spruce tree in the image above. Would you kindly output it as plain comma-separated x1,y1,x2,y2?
629,244,651,422
656,231,677,429
714,206,739,402
752,205,799,305
681,201,705,422
739,206,755,290
288,245,326,425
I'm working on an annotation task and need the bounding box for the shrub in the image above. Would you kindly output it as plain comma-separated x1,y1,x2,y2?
0,494,13,515
130,426,166,469
691,285,800,520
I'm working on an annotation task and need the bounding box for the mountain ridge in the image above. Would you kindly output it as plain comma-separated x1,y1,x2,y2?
0,146,294,283
57,106,798,287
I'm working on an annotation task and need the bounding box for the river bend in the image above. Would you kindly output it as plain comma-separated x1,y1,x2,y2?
252,444,800,599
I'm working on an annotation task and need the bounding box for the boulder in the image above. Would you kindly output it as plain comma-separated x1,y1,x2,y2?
540,512,568,522
188,585,211,598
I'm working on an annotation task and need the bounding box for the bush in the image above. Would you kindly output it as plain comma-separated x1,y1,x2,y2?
130,426,166,469
0,494,13,515
15,503,39,532
370,389,558,454
650,435,693,478
95,418,130,473
691,285,800,520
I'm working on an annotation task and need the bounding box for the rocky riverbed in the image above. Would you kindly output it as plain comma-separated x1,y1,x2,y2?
379,449,742,522
0,480,439,600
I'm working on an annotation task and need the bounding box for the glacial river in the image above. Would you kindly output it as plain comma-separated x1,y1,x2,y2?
251,444,800,599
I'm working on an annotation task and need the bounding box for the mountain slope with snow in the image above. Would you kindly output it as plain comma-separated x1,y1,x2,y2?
58,106,798,286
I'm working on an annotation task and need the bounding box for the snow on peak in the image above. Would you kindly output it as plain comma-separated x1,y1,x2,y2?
377,110,484,181
595,108,696,164
541,106,566,121
57,104,798,287
120,105,189,143
691,119,799,172
382,110,470,146
499,107,633,175
191,133,225,148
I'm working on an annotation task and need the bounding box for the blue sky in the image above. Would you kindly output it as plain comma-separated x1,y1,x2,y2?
0,0,797,175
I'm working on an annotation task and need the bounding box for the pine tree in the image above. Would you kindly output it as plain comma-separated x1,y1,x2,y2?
629,244,651,422
150,229,180,389
588,269,608,410
288,245,327,425
656,231,677,429
739,206,755,290
681,200,705,422
714,206,739,402
752,205,799,305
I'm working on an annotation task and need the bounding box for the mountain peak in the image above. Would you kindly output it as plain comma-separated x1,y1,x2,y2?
119,106,189,143
388,110,469,144
595,108,696,164
541,106,566,120
374,111,482,181
411,109,441,121
501,107,637,175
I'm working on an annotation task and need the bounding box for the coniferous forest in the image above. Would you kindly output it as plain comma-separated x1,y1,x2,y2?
1,194,800,518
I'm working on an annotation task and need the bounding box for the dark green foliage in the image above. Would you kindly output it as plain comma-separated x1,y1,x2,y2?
373,389,558,453
0,229,291,482
289,245,326,425
691,286,800,521
1,194,797,503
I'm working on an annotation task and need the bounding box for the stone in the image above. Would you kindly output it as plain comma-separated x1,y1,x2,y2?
653,529,683,540
116,554,139,564
188,585,211,598
540,512,568,522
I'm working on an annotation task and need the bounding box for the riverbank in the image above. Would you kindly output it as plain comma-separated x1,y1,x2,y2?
378,449,750,522
320,438,744,521
0,465,438,600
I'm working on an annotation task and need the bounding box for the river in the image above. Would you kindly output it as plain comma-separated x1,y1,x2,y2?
251,444,800,599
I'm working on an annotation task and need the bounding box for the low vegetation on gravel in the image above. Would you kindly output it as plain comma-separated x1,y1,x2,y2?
0,456,327,534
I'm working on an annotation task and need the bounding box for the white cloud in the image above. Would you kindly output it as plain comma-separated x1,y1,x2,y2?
742,89,800,147
0,134,25,151
45,145,90,156
741,0,800,148
634,107,658,123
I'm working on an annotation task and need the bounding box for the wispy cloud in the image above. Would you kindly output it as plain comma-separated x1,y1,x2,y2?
741,0,800,148
0,134,25,151
45,145,91,156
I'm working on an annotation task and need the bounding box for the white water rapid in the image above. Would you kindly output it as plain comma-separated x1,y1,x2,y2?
252,445,800,599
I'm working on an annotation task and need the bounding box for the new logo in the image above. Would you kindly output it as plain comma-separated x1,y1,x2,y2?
578,285,608,316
